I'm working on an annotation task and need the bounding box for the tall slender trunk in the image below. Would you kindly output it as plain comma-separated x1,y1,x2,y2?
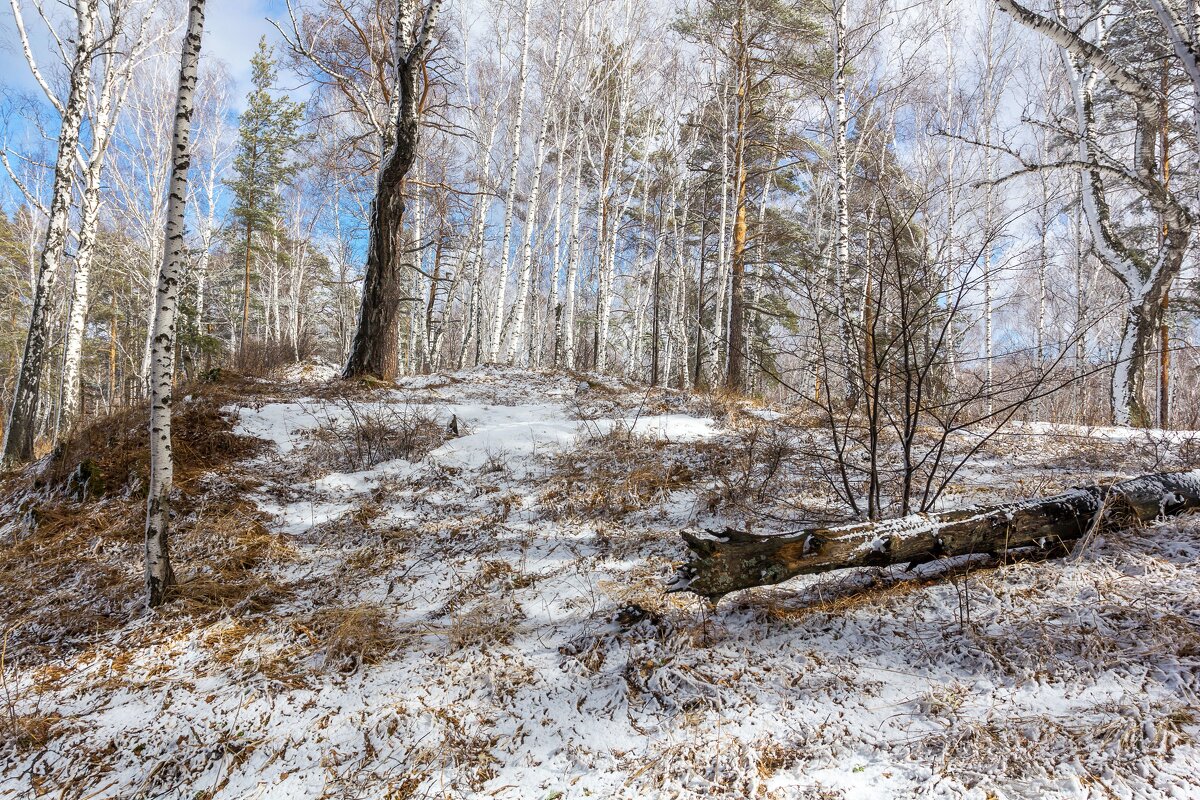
459,101,500,368
57,168,103,439
507,1,565,364
1158,63,1170,428
146,0,205,607
595,67,631,375
694,212,708,388
488,0,534,362
726,0,751,392
58,14,147,438
546,111,569,366
711,82,732,388
980,7,999,416
562,120,584,370
3,0,97,464
832,0,853,399
240,221,253,352
1034,169,1049,421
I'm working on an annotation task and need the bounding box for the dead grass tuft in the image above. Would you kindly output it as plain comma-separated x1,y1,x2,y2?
543,424,695,518
36,370,270,499
305,603,400,671
0,711,65,752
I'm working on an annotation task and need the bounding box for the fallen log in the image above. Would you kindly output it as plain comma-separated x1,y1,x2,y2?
668,470,1200,600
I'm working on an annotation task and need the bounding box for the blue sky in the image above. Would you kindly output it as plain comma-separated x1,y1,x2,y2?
0,0,289,210
0,0,285,100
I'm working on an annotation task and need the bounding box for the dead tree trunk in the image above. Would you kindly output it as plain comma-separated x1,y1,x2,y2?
670,470,1200,599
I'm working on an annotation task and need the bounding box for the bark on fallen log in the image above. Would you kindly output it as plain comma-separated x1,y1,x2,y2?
669,470,1200,600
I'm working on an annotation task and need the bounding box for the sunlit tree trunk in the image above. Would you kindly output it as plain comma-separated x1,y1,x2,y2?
507,2,565,365
344,0,443,381
146,0,205,607
3,0,97,465
562,117,585,371
488,0,533,362
58,9,150,438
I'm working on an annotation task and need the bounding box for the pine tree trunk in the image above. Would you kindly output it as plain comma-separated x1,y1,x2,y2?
726,2,751,393
146,0,205,608
343,0,443,381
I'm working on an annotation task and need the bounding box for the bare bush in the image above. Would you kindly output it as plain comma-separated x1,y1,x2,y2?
306,603,399,671
543,422,695,518
301,401,449,473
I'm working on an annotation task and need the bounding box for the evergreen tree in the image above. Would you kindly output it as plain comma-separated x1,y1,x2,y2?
227,37,304,353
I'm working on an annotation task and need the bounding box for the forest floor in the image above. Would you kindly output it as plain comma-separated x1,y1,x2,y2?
0,366,1198,799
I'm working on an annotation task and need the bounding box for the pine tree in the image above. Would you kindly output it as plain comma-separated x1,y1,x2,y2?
226,37,303,354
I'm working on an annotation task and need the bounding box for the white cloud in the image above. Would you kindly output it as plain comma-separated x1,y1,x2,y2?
203,0,289,109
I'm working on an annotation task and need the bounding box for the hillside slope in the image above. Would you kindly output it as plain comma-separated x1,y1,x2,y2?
1,367,1198,799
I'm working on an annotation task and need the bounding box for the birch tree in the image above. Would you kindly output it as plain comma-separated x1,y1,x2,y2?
3,0,98,464
488,0,533,362
995,0,1194,427
58,3,156,438
145,0,206,607
505,0,567,365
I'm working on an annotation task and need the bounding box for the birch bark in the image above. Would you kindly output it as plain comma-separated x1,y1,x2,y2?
58,7,152,438
146,0,205,607
488,0,534,362
3,0,98,464
506,1,566,364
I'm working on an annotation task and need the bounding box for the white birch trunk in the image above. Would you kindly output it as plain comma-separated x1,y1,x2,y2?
488,0,534,362
545,110,569,367
58,9,149,437
3,0,97,464
562,121,585,370
833,0,851,378
146,0,205,607
709,77,732,388
506,3,565,364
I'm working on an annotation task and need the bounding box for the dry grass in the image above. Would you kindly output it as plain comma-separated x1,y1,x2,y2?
0,371,285,659
543,424,695,518
36,370,269,499
305,603,400,671
172,503,296,614
299,401,449,474
0,710,65,752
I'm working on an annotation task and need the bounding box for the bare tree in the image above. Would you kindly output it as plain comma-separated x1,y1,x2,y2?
3,0,99,464
342,0,443,380
145,0,206,607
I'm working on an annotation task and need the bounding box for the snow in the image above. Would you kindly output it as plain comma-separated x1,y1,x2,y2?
4,368,1200,799
279,359,340,384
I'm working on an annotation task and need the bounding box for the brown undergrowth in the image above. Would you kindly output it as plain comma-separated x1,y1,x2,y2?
542,423,696,518
0,370,291,662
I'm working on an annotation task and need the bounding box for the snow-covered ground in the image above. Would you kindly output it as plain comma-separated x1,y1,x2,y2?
2,367,1198,799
